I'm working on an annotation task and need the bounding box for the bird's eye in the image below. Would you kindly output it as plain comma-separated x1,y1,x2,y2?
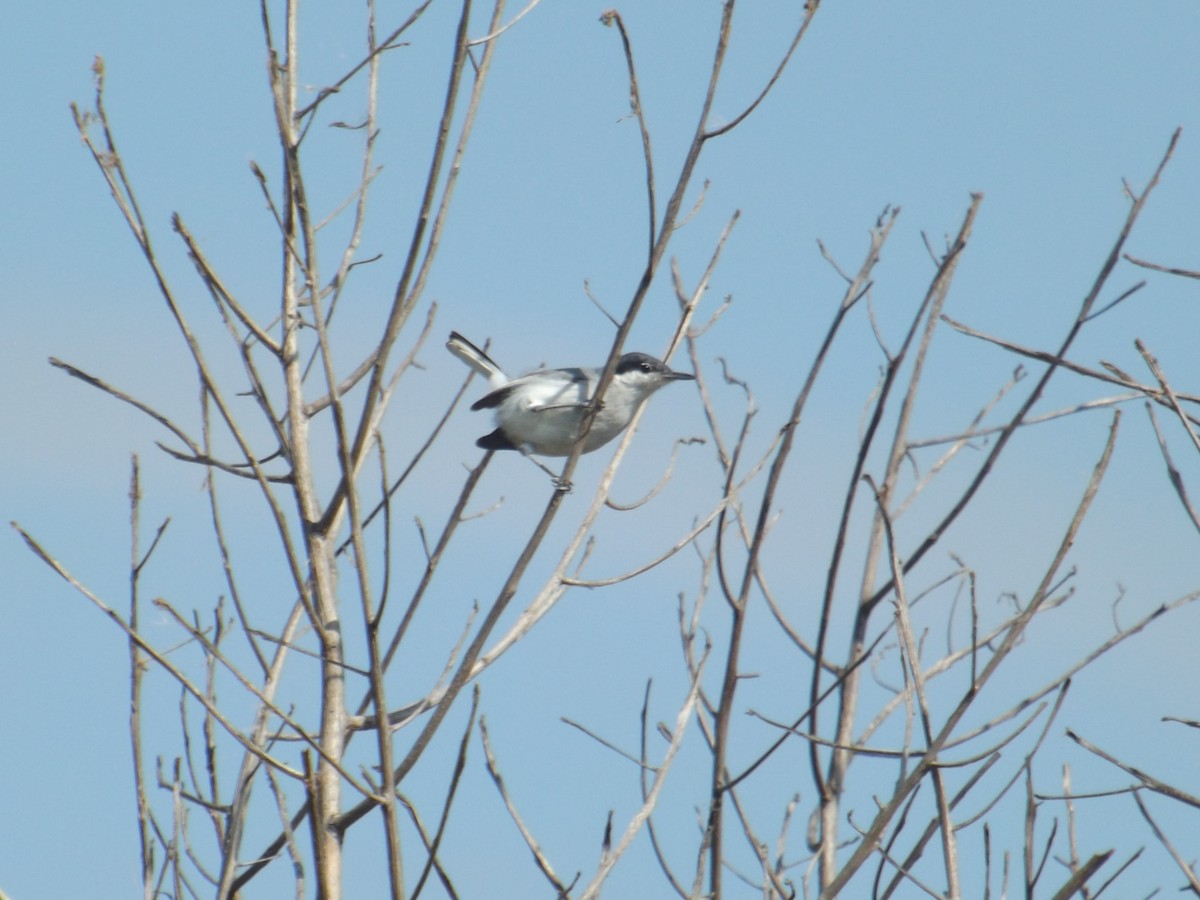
641,362,652,372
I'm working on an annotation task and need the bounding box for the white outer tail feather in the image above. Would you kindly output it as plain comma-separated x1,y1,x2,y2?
446,331,507,388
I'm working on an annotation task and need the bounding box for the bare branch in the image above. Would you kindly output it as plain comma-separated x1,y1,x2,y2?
702,2,822,139
410,687,480,900
1125,251,1200,280
480,715,574,895
468,0,545,46
580,645,708,899
599,10,656,257
293,2,434,121
1047,850,1114,900
1067,730,1200,810
14,524,304,781
1131,792,1200,892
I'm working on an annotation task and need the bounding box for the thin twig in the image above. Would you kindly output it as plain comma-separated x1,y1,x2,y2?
1130,793,1200,892
480,715,573,895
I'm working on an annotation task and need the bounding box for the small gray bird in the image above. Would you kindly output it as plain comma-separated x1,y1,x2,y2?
447,331,694,457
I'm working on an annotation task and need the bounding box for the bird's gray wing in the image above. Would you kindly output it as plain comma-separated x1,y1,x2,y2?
471,369,590,412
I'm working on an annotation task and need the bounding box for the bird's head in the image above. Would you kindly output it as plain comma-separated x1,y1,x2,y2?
612,352,695,400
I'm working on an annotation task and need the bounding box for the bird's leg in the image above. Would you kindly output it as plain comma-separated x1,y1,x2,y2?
518,448,572,492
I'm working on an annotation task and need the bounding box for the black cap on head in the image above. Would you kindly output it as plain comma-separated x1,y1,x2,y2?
616,352,669,375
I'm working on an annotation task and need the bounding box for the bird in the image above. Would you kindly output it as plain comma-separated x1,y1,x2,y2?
446,331,694,463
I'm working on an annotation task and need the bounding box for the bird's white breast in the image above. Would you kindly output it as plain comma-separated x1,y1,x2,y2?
495,371,634,455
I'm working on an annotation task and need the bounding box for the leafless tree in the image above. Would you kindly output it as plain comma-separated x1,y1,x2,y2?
15,2,1200,898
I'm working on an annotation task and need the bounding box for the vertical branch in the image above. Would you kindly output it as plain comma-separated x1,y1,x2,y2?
128,457,155,900
292,1,409,893
580,647,708,900
600,10,656,260
703,208,878,892
411,688,481,900
337,0,478,496
264,0,348,892
822,411,1121,897
1022,769,1038,897
216,600,309,896
820,133,1176,894
71,62,312,607
817,196,981,887
870,476,960,898
363,399,406,893
869,129,1180,607
553,0,739,489
340,7,507,886
545,11,826,893
201,604,225,847
266,766,307,899
202,446,269,675
170,760,186,899
308,0,513,847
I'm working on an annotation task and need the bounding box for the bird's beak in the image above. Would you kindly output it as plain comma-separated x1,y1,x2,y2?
667,369,695,381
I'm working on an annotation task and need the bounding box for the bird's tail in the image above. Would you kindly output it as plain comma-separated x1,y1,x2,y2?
447,331,507,387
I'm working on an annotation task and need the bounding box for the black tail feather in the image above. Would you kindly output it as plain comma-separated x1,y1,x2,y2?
476,428,517,451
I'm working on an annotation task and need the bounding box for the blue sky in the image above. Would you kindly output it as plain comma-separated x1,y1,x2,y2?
5,1,1200,897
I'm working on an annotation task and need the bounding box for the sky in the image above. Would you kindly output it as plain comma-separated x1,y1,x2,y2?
4,1,1200,897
